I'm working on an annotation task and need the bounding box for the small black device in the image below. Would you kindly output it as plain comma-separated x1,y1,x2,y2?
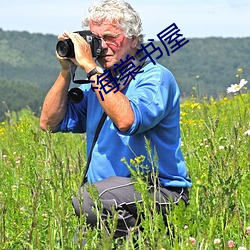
56,30,102,58
68,88,84,103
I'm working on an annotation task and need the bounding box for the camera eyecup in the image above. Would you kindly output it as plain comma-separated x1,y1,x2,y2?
68,88,84,103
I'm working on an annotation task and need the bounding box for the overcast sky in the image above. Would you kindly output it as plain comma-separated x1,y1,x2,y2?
0,0,249,39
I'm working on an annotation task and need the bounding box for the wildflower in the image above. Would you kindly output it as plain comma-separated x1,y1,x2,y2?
191,103,201,109
246,226,250,235
196,180,202,185
228,240,235,248
227,79,248,93
237,67,243,73
42,213,48,221
189,237,196,246
238,247,246,250
20,207,25,214
218,145,224,150
12,185,17,192
135,157,141,164
130,159,135,165
244,130,250,136
214,238,221,244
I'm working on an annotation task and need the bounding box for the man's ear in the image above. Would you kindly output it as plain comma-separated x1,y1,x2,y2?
131,36,139,49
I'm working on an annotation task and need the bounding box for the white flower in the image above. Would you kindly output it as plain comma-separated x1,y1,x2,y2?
227,79,248,93
214,238,221,244
244,130,250,136
246,226,250,235
189,237,196,245
238,247,246,250
20,207,25,214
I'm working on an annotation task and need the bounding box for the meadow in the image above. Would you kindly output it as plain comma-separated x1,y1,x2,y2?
0,89,249,249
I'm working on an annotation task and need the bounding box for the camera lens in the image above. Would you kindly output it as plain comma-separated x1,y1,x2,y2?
56,39,74,58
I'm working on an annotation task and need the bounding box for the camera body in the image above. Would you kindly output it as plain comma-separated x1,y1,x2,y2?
56,30,102,58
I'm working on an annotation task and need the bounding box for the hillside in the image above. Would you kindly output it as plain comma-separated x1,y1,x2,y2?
0,28,249,120
157,37,250,97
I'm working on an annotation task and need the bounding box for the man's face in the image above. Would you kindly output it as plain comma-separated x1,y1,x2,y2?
89,20,137,70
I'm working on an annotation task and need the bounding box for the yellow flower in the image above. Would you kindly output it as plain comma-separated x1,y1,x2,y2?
237,67,243,73
191,103,201,109
135,157,141,164
130,159,135,165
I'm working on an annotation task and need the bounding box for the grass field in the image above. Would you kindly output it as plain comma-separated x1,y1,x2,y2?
0,90,249,249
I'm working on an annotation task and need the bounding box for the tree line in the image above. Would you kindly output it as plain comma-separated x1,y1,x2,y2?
0,28,249,121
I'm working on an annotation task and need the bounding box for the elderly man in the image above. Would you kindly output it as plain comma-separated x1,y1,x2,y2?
40,0,192,242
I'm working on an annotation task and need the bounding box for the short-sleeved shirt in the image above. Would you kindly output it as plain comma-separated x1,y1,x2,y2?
57,61,192,188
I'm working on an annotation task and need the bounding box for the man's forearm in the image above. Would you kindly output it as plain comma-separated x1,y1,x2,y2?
40,70,71,132
90,74,135,132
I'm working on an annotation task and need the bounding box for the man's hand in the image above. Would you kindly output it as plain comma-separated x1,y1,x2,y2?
62,31,96,73
56,33,79,71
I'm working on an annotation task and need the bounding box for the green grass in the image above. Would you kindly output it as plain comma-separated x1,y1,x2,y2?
0,93,249,249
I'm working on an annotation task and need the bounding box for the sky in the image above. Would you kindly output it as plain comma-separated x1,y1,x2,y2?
0,0,250,39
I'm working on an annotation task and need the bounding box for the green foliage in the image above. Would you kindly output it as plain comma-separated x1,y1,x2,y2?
0,109,85,249
0,29,61,121
0,79,46,121
0,28,60,89
157,37,250,99
0,93,249,249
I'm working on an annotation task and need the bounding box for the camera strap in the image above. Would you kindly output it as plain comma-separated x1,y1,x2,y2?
81,57,150,186
81,111,107,186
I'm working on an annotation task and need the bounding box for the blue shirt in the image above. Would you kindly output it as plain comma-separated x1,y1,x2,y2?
58,61,192,188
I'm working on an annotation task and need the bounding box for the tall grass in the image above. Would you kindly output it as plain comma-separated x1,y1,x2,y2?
0,93,249,249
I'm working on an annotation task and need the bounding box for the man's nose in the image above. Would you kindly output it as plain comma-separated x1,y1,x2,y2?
101,38,108,49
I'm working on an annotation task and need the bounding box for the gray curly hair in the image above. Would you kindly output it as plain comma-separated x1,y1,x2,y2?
82,0,144,48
